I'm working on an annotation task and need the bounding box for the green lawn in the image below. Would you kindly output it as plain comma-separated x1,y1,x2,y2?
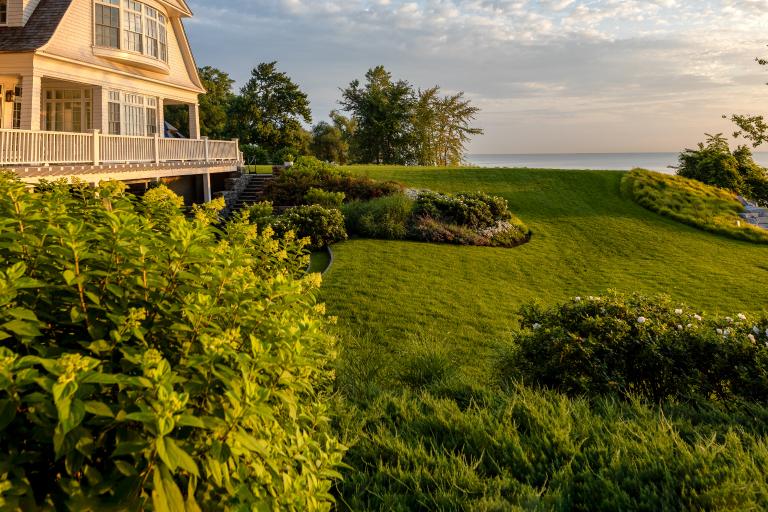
320,167,768,386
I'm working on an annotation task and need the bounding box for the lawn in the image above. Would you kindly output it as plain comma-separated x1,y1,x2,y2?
320,167,768,387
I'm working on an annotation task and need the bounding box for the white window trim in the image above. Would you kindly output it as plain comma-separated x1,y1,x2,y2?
107,89,160,137
0,0,8,26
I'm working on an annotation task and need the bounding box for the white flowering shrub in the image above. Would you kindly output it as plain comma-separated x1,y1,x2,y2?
504,292,768,402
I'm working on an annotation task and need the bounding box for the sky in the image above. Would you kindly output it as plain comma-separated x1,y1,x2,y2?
184,0,768,154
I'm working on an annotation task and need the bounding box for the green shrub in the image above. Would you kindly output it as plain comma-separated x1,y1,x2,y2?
0,174,344,510
306,188,345,209
243,200,274,227
272,147,297,164
413,191,513,229
677,134,768,205
263,158,403,206
343,194,415,240
622,168,768,244
408,216,488,245
503,292,768,402
272,204,348,249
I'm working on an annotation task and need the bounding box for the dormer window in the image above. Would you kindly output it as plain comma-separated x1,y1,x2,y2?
0,0,9,25
93,0,169,62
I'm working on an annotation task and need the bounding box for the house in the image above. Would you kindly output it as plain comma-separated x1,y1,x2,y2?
0,0,242,204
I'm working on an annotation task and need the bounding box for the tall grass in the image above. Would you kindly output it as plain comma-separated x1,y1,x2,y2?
621,168,768,244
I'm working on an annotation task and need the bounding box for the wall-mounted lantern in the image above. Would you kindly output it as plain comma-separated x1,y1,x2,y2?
4,90,14,102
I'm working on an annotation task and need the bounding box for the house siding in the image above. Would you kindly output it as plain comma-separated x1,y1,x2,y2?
41,0,201,92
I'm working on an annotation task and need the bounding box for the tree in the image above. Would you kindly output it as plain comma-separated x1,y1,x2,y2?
198,66,235,139
726,51,768,147
310,121,348,164
340,66,416,164
229,61,312,152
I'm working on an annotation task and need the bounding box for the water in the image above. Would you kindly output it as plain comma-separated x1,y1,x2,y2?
466,153,768,173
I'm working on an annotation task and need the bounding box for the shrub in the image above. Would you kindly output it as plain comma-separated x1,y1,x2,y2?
272,204,348,248
408,216,488,246
0,174,345,510
622,169,768,244
413,191,513,229
324,175,404,202
479,217,532,247
243,200,274,227
343,194,415,240
306,187,345,209
677,133,768,205
272,147,297,164
503,292,768,402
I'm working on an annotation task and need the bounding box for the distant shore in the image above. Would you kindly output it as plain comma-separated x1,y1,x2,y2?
466,153,768,173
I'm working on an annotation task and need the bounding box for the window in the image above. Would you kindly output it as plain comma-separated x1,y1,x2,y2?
107,90,159,136
95,0,120,48
108,90,121,135
43,89,93,133
124,0,142,52
12,87,22,129
94,0,169,62
0,0,7,25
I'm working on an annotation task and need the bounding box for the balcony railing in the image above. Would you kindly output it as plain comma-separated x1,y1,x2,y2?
0,129,241,167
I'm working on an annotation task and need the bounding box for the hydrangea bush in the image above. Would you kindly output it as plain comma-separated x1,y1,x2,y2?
505,292,768,402
0,174,345,510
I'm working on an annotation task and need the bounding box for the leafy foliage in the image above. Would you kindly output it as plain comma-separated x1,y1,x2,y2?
305,188,345,209
676,134,768,205
413,191,513,229
271,204,348,249
0,174,344,510
229,61,312,153
343,194,415,240
198,66,235,140
505,292,768,402
622,168,768,243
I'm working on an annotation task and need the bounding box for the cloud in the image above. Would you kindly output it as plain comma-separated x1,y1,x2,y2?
185,0,768,152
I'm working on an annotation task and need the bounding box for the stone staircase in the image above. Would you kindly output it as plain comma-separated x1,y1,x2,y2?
231,173,274,212
738,197,768,230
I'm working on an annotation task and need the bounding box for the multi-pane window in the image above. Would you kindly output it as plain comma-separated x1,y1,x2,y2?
12,87,22,129
107,90,159,136
124,0,143,52
94,0,168,62
0,0,7,25
108,91,121,135
95,0,120,48
44,89,93,133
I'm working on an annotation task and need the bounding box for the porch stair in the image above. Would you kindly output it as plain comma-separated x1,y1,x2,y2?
231,174,274,213
738,197,768,230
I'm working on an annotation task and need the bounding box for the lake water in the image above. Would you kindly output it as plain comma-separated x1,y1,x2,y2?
465,153,768,173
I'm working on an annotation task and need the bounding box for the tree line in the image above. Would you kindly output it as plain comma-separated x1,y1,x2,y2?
175,62,483,166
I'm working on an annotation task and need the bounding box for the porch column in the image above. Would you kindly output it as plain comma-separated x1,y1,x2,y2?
20,74,42,131
202,172,211,202
93,87,109,134
188,103,200,139
157,98,165,137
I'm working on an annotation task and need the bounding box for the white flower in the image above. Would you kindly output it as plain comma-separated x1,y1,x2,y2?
677,325,683,331
675,309,683,315
765,329,768,338
726,317,734,323
533,323,541,330
694,314,702,321
687,324,693,329
637,317,647,324
748,334,757,344
754,326,761,335
717,328,724,335
737,313,747,321
574,296,582,302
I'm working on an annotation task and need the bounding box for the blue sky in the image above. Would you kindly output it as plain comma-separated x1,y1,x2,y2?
185,0,768,153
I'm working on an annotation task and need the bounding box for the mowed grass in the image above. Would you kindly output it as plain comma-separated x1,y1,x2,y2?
320,167,768,386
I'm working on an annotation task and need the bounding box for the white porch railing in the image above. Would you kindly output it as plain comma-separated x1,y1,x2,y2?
0,129,240,167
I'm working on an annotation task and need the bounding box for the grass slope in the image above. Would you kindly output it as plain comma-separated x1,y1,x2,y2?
321,167,768,386
622,168,768,244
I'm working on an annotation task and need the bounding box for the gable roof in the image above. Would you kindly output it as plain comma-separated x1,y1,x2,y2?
0,0,74,53
157,0,192,17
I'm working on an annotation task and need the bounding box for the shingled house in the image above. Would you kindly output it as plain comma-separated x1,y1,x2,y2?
0,0,241,203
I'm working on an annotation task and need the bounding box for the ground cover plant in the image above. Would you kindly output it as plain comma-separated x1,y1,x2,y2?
0,174,344,510
622,168,768,243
